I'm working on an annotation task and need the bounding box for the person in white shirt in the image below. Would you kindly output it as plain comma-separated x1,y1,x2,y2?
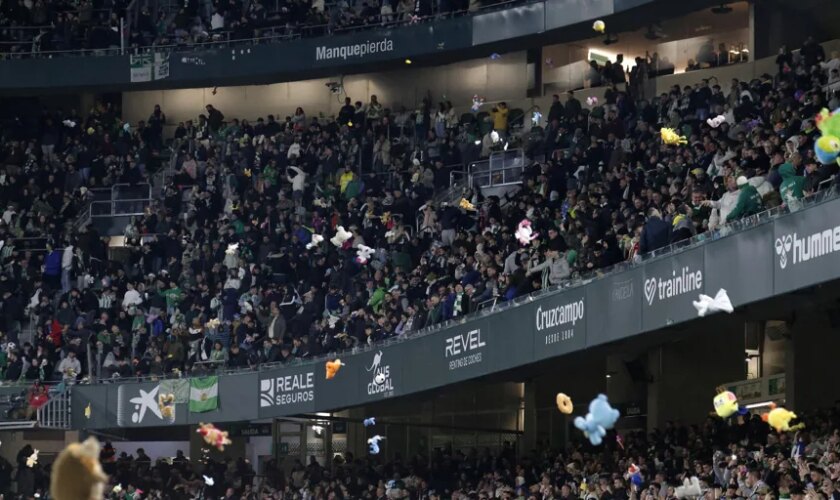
122,283,143,309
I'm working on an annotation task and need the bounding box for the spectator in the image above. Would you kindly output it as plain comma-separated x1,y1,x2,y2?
726,176,764,222
638,208,670,254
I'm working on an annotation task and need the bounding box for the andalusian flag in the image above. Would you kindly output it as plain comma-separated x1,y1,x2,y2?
189,376,219,413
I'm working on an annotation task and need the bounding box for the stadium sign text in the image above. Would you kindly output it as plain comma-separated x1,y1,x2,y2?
535,299,584,346
643,267,702,305
260,372,315,407
315,38,394,62
445,329,485,370
775,228,840,269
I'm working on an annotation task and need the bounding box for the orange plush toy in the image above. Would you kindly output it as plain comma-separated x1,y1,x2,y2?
326,359,344,380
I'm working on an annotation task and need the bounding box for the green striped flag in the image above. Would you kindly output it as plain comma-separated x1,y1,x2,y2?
189,376,219,413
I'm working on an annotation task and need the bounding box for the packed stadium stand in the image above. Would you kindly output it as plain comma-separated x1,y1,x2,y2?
1,0,840,497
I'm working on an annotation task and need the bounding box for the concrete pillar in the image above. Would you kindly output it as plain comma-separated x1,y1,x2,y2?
344,407,368,459
785,311,840,411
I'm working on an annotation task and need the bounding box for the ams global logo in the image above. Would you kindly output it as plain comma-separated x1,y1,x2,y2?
366,350,394,397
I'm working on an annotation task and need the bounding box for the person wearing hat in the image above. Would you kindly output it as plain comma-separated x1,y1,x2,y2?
726,175,763,223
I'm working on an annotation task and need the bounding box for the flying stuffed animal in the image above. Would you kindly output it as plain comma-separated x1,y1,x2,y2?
368,435,385,454
197,423,232,451
660,127,687,146
306,234,324,250
459,198,476,211
693,289,734,317
26,450,38,468
762,403,803,432
674,477,702,499
330,226,353,247
158,393,176,423
471,95,485,113
815,135,840,165
586,96,599,107
712,387,748,418
355,245,375,264
363,417,376,427
706,115,727,128
813,108,840,164
515,219,539,246
592,20,605,33
555,393,574,415
626,464,643,488
326,359,344,379
225,243,239,255
573,394,620,445
50,438,108,500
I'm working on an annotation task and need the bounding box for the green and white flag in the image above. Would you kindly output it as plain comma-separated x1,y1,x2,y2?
189,376,219,413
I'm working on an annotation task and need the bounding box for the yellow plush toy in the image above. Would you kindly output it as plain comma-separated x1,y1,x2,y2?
713,388,740,418
762,403,803,432
660,127,687,145
50,438,108,500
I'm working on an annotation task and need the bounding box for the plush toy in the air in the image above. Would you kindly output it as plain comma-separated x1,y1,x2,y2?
26,450,38,468
515,219,539,246
762,403,803,432
306,234,324,250
197,422,232,451
574,394,620,445
706,115,727,128
330,226,353,247
815,135,840,165
660,127,687,146
50,438,108,500
674,477,702,499
326,359,344,380
692,289,734,317
592,20,606,33
368,435,386,454
225,243,239,255
586,96,599,107
814,108,840,164
363,417,376,427
626,464,643,488
355,245,375,264
459,198,476,211
712,388,746,418
471,95,486,113
555,393,574,415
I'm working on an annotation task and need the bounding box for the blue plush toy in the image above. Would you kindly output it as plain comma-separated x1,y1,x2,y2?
368,435,385,454
573,394,621,445
363,417,376,427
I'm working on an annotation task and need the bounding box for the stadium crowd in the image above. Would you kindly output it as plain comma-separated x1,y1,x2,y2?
4,403,840,499
0,0,512,56
0,37,837,393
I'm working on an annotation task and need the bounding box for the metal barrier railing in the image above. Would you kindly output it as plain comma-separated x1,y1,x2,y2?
469,148,526,189
36,387,71,430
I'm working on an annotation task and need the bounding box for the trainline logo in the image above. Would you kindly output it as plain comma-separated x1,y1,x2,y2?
643,267,703,305
315,38,394,61
775,228,840,269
